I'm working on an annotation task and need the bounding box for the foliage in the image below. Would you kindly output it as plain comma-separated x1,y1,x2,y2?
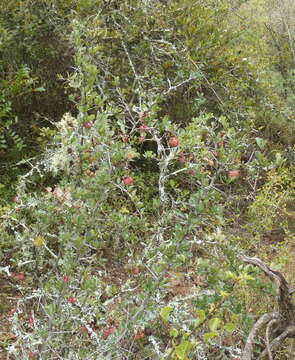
1,0,295,359
0,0,75,200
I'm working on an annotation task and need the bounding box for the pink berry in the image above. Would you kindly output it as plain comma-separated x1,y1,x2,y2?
228,170,240,179
139,124,149,131
103,326,116,339
83,121,93,129
132,267,141,275
123,176,134,185
13,273,25,281
68,296,77,304
168,137,180,147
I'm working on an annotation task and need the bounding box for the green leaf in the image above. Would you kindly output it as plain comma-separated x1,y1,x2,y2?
224,322,236,333
175,340,193,359
160,306,173,323
194,309,206,328
145,278,154,292
209,318,221,332
203,331,219,343
255,137,267,150
169,328,179,338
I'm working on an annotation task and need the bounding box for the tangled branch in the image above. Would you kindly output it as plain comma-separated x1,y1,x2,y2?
239,255,295,360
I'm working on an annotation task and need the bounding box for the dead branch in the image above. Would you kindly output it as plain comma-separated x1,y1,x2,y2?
265,319,279,360
242,312,282,360
239,255,295,360
259,326,295,359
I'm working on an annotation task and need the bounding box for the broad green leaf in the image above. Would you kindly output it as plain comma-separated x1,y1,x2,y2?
160,306,173,323
255,137,267,150
224,322,236,333
175,340,193,359
194,309,206,328
209,318,221,332
203,331,219,343
169,328,179,338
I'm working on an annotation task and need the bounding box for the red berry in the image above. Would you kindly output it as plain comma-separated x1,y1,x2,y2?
178,152,187,163
83,121,93,129
68,296,77,304
228,170,240,179
123,176,134,185
80,325,89,334
132,267,141,275
168,137,180,147
13,273,25,281
139,124,149,131
122,135,129,143
63,276,70,283
134,330,145,340
103,326,116,339
8,308,17,317
28,352,38,359
186,169,196,176
203,157,215,167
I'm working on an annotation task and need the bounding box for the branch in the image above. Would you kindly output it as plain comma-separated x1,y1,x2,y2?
239,255,295,359
265,319,279,360
239,255,295,323
258,326,295,359
241,312,282,360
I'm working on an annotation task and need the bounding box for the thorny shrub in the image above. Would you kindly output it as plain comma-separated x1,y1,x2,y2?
1,0,293,359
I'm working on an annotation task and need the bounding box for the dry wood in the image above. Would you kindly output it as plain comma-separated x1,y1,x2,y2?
239,255,295,360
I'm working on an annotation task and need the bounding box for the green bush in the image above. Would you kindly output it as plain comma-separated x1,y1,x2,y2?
1,0,294,359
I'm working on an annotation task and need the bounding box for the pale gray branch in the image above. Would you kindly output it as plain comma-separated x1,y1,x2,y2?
241,312,282,360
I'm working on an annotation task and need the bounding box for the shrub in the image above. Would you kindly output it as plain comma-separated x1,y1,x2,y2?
1,0,294,359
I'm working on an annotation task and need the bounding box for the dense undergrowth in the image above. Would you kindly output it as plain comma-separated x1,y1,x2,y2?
1,0,295,359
